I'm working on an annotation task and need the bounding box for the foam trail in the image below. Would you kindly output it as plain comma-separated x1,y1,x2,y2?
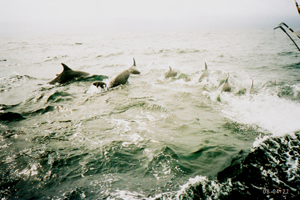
222,93,300,136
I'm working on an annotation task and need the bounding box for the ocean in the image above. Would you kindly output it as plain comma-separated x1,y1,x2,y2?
0,29,300,199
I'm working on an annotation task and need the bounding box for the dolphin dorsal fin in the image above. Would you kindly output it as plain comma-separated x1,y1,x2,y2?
225,74,229,83
205,62,207,70
61,63,72,71
169,66,172,71
133,58,136,66
250,79,254,94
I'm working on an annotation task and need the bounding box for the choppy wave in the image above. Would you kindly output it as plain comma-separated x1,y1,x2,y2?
0,74,35,92
179,132,300,200
0,112,24,122
111,132,300,200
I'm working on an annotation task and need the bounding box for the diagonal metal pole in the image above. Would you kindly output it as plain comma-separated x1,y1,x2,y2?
295,0,300,16
274,25,300,52
279,22,300,40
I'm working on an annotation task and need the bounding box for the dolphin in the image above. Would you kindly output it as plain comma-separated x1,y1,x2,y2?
93,81,107,91
249,79,254,94
198,62,209,82
128,58,140,74
221,74,231,92
108,68,133,88
49,63,89,84
93,81,107,89
92,59,138,90
165,66,178,78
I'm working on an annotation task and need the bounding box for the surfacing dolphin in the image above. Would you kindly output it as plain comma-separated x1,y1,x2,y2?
249,79,255,94
92,69,132,90
198,62,209,82
128,58,140,74
165,66,178,78
49,63,89,84
93,58,140,90
221,74,231,92
93,81,107,90
93,70,131,90
108,68,133,88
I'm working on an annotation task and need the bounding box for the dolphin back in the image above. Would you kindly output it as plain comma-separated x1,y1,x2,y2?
221,77,231,92
129,58,140,74
165,67,177,78
49,63,89,84
198,62,209,82
109,70,131,88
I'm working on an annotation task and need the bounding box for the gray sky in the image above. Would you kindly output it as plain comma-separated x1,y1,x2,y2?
0,0,299,35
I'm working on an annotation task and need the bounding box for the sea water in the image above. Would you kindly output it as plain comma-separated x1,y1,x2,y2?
0,29,300,199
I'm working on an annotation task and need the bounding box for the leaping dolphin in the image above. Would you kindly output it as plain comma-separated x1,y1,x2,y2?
49,63,89,84
198,62,209,82
165,66,178,78
221,74,231,92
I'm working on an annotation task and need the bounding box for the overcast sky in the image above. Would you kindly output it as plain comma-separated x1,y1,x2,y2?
0,0,299,35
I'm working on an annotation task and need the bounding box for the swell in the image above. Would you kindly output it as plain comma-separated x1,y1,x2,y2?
46,91,73,103
0,90,69,122
223,122,270,140
112,100,168,114
2,126,234,200
155,132,300,200
217,132,300,200
284,62,300,69
0,112,25,122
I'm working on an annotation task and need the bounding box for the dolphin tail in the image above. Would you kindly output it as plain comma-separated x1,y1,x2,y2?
61,63,72,71
205,62,207,70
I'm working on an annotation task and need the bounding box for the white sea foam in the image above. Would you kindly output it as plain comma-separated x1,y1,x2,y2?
221,92,300,137
111,118,132,134
109,190,148,200
86,81,109,94
86,84,101,94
